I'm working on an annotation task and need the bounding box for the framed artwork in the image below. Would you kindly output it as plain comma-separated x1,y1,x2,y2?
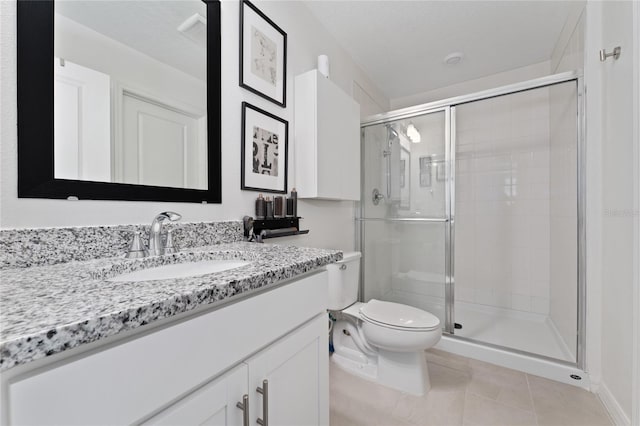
241,102,288,193
239,0,287,107
419,156,432,187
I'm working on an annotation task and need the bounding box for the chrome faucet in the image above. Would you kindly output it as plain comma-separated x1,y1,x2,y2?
148,211,182,256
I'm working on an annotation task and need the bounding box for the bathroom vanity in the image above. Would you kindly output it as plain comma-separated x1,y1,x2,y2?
0,242,340,425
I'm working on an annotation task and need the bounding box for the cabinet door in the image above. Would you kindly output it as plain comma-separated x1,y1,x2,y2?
247,315,328,426
143,364,248,426
316,75,360,201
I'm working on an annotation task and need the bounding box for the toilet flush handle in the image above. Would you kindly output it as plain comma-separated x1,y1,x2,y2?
340,264,347,270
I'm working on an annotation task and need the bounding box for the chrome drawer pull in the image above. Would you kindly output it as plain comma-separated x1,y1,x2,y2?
256,379,268,426
236,394,249,426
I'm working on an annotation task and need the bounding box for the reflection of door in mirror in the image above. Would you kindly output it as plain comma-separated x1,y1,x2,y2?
54,58,111,182
120,92,207,189
54,0,208,190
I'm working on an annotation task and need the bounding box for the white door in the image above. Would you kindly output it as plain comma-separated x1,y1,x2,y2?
142,364,248,426
246,315,329,426
54,58,111,181
121,92,204,189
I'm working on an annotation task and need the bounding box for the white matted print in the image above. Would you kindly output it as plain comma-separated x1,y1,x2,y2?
240,0,287,107
241,102,288,193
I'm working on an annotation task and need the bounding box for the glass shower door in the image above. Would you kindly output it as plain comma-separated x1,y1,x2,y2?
359,108,453,332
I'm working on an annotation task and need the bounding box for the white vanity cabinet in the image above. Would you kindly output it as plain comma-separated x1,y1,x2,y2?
2,271,329,426
294,70,360,201
145,316,328,426
246,315,328,426
143,364,248,426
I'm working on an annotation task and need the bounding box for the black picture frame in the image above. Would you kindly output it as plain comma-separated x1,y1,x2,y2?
16,0,222,203
239,0,287,107
241,102,288,194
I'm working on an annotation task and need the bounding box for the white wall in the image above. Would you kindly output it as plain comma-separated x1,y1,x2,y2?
0,0,389,252
390,61,551,111
594,1,636,423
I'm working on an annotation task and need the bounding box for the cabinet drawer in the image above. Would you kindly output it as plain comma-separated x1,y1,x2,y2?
7,271,328,425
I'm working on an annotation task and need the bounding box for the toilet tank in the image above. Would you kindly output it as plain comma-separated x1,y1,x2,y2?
327,251,362,310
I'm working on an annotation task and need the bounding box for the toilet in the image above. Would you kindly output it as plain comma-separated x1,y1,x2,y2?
327,251,441,396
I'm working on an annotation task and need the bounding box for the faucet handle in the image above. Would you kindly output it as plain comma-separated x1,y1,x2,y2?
125,231,149,259
164,229,179,254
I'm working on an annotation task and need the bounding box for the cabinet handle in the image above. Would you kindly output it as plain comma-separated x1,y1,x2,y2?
256,379,269,426
236,394,249,426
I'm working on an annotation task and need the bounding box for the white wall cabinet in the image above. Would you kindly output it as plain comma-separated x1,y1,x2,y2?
2,271,329,426
295,70,360,200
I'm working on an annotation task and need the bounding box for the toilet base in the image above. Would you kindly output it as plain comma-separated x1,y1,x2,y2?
377,349,431,395
331,347,431,396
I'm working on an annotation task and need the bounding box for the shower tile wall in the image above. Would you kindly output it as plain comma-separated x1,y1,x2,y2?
455,87,551,315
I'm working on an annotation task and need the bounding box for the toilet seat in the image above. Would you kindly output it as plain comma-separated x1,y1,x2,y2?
359,299,440,331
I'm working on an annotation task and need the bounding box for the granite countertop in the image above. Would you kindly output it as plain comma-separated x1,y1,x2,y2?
0,242,342,372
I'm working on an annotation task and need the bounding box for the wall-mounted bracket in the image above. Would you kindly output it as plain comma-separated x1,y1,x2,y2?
599,46,621,62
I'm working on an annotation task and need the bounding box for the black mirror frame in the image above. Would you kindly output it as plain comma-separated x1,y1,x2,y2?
16,0,222,203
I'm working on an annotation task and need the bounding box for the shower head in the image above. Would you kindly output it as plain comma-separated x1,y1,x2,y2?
386,125,399,140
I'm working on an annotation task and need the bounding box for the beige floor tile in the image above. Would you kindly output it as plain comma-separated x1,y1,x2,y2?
330,363,403,413
330,353,612,426
464,357,534,412
426,349,473,373
393,389,466,426
527,375,612,426
429,362,472,392
462,392,537,426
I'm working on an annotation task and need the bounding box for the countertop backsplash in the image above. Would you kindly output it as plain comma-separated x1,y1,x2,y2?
0,221,244,269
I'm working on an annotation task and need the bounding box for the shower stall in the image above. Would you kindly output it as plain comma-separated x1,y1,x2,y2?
358,71,586,383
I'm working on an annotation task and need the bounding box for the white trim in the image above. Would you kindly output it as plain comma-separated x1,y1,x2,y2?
361,70,580,126
584,0,604,390
437,335,590,390
598,382,631,426
631,2,640,425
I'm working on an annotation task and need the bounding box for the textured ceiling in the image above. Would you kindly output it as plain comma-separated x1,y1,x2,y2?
304,1,578,99
55,1,206,81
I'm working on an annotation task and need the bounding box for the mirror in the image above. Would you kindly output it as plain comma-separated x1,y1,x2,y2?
17,0,221,203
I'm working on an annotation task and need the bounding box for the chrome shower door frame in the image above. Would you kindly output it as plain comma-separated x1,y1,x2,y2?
359,70,585,369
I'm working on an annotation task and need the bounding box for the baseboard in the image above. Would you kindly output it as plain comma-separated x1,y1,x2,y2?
597,382,631,426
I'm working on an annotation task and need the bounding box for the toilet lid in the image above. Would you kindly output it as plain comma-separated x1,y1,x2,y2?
360,299,440,330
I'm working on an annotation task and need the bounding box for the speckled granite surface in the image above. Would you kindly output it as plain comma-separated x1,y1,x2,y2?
0,242,342,372
0,221,243,269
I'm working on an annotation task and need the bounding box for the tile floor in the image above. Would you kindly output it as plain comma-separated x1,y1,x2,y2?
329,349,613,426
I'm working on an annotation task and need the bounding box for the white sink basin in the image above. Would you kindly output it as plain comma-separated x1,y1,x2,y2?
107,260,251,282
